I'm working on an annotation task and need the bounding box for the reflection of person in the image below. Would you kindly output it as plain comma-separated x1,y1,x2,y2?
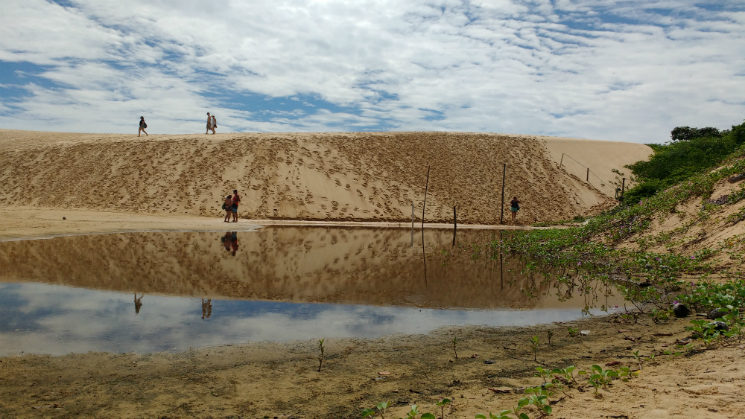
134,293,143,314
221,231,238,255
138,116,148,137
201,298,212,319
222,195,232,222
230,231,238,256
510,196,520,223
231,189,240,222
221,232,232,251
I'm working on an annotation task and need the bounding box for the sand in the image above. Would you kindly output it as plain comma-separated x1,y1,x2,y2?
3,130,742,417
0,130,649,228
1,315,742,418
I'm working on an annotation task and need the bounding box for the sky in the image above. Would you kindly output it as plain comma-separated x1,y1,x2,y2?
0,0,744,143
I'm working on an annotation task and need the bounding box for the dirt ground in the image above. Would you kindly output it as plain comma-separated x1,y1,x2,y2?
1,313,743,418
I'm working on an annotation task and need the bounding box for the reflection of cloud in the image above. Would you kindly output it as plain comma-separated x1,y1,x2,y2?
0,282,616,356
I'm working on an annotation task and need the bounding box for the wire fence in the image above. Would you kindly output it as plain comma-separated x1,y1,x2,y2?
558,152,623,191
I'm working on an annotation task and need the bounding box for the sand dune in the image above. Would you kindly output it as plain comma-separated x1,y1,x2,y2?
0,130,651,225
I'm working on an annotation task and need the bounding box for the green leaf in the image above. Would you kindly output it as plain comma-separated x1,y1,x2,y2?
421,414,436,419
361,408,376,417
518,398,530,408
519,413,530,419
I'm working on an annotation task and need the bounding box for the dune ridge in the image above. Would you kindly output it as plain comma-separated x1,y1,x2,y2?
0,130,651,224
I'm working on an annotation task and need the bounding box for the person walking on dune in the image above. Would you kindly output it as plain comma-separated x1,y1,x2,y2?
211,114,217,134
206,112,213,134
231,189,240,222
510,196,520,224
138,116,148,137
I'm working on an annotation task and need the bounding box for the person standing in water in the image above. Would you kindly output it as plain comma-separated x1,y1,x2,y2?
206,112,213,134
138,116,148,136
510,196,520,224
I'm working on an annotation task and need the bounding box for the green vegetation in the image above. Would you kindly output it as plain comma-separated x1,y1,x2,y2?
623,120,745,203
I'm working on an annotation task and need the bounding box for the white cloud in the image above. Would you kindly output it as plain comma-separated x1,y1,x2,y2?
0,0,743,141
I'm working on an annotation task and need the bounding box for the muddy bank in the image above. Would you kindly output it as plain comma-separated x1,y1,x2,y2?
2,314,740,418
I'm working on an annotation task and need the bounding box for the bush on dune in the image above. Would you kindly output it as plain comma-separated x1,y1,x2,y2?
623,119,745,203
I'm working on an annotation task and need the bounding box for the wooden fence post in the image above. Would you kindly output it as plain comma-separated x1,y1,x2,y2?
500,163,506,224
422,164,430,229
452,206,457,247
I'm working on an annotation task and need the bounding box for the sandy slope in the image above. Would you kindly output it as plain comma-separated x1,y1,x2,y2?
541,136,653,197
0,130,651,227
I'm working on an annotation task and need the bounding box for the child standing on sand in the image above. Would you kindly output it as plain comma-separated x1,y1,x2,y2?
222,195,233,222
510,196,520,223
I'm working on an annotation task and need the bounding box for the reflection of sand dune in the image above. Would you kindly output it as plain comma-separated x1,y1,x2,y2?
0,228,610,309
0,130,650,224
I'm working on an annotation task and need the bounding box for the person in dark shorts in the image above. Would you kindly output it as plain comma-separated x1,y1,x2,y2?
222,195,232,222
231,189,240,222
138,116,148,136
510,196,520,223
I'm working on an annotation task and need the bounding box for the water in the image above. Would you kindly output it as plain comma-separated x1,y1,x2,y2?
0,227,622,355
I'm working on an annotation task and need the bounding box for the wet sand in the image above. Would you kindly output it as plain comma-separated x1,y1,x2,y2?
1,315,742,418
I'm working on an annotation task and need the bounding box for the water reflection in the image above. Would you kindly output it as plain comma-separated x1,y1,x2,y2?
0,228,610,309
0,227,624,355
134,293,143,314
220,231,238,256
0,282,618,356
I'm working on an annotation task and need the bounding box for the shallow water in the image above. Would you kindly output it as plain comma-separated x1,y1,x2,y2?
0,227,622,355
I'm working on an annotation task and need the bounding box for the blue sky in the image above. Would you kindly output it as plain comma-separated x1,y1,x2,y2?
0,0,744,142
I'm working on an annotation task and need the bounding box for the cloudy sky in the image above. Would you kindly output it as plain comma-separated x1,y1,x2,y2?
1,0,744,142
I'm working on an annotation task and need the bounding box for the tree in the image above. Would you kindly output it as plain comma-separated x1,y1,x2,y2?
670,126,721,142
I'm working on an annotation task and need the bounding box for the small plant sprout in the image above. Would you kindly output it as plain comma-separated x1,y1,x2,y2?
530,336,539,362
361,401,390,418
436,398,451,418
452,335,459,360
524,385,552,416
632,350,643,370
567,326,579,337
475,410,518,419
535,366,551,384
405,404,420,419
317,338,325,372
